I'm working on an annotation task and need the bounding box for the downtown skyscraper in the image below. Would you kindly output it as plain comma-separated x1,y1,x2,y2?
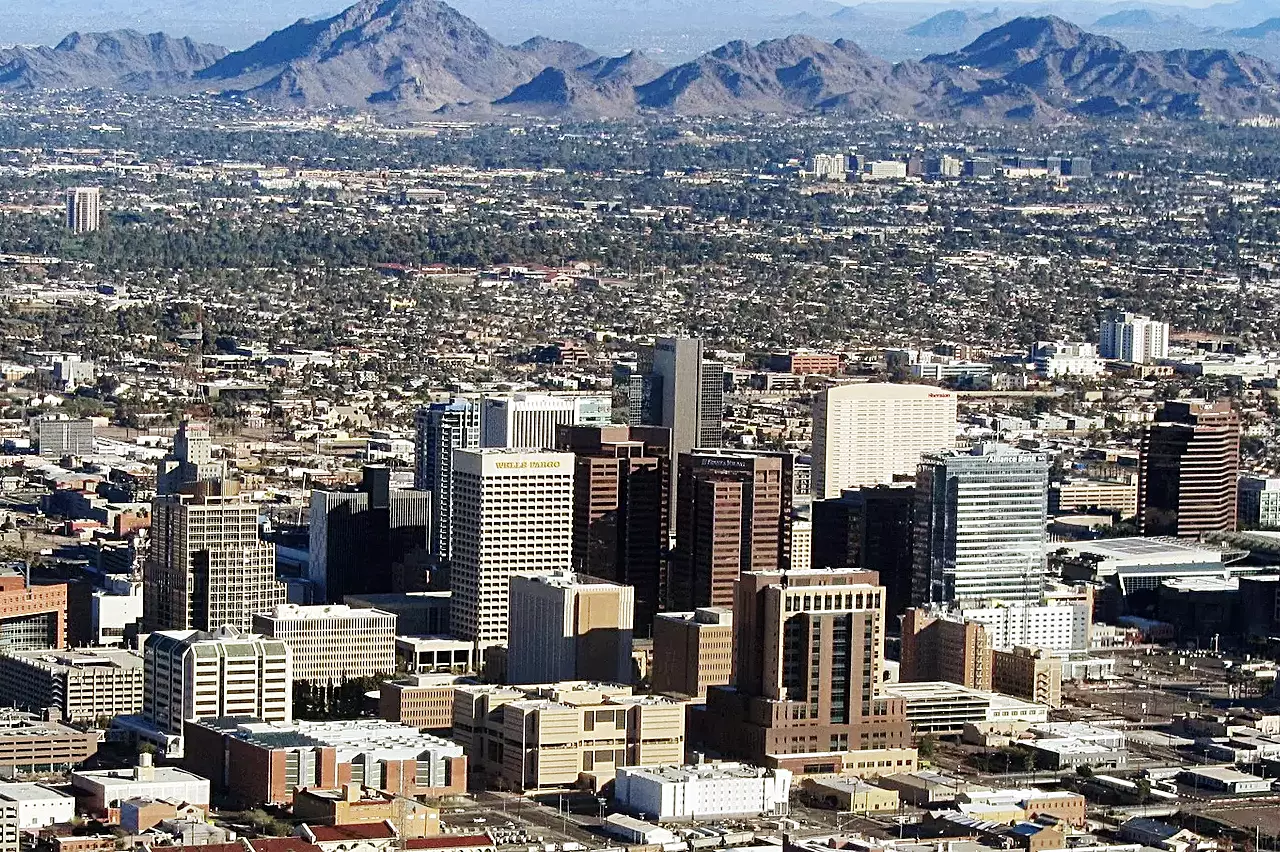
628,337,724,458
1139,400,1240,537
912,444,1050,606
414,398,481,561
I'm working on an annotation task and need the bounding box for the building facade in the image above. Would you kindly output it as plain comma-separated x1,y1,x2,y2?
413,398,481,561
65,188,101,233
1239,476,1280,529
812,384,956,498
913,445,1050,606
252,604,396,684
651,607,734,699
453,682,685,792
556,425,671,636
992,646,1063,708
0,648,143,724
480,393,611,449
0,569,67,651
34,418,94,459
449,449,574,647
1139,401,1240,537
308,467,431,602
812,485,915,619
143,628,292,735
144,489,287,633
670,451,793,610
506,572,634,685
706,569,912,762
1099,310,1169,364
900,608,992,691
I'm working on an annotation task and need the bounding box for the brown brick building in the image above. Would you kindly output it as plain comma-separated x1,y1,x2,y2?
900,608,993,690
1139,400,1240,537
0,569,67,650
651,607,733,698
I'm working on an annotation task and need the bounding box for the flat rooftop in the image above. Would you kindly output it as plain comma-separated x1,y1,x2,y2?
1058,537,1225,563
621,763,774,783
0,783,73,802
260,604,393,620
4,648,143,672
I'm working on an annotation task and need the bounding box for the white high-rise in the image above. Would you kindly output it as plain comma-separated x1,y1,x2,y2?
812,383,957,499
66,187,101,233
143,627,292,735
480,393,611,450
449,449,574,646
1099,310,1169,364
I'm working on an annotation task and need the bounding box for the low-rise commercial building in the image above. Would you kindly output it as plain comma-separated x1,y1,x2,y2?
379,674,473,732
394,637,475,675
71,760,210,815
0,712,97,773
0,783,74,829
453,682,685,791
1179,766,1272,794
1026,722,1127,770
800,777,899,814
292,786,440,838
0,649,143,724
880,682,1048,736
183,717,466,807
613,764,791,821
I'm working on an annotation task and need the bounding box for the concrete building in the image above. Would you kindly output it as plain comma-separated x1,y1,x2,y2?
1031,342,1104,379
252,604,396,684
0,711,96,775
144,489,287,633
308,467,431,602
156,420,225,495
880,682,1047,736
992,647,1062,708
1239,476,1280,529
0,568,67,651
791,520,812,571
393,636,475,675
448,449,574,647
143,627,292,735
65,187,102,233
768,351,840,376
613,763,792,821
1139,401,1240,537
480,393,611,449
71,761,210,814
1050,478,1139,518
670,450,792,610
453,682,685,791
183,718,466,807
379,674,473,732
555,425,671,636
1178,766,1272,794
34,418,94,459
706,569,912,762
913,445,1050,606
91,579,143,646
812,384,956,499
948,600,1092,653
1099,310,1169,364
0,783,74,829
800,777,899,814
292,786,440,838
1052,536,1252,598
651,607,734,699
413,398,481,561
640,337,724,458
0,648,143,724
506,572,634,685
346,592,451,636
1026,721,1126,770
900,608,992,690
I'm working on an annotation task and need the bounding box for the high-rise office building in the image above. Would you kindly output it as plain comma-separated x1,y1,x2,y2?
651,606,733,698
481,393,611,449
1139,401,1240,537
414,398,481,560
1099,310,1169,364
555,424,671,635
506,571,634,685
670,450,793,610
449,449,574,647
812,485,915,620
143,627,292,735
912,445,1050,606
252,604,396,685
144,487,287,633
33,417,94,459
157,420,225,495
812,384,956,498
630,337,724,458
308,466,431,602
65,187,101,233
706,569,911,762
1239,476,1280,530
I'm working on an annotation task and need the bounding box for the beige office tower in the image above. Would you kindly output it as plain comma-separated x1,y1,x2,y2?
449,449,574,647
507,571,634,685
66,187,102,233
252,604,397,685
651,606,734,698
144,490,288,633
812,384,956,499
143,627,292,735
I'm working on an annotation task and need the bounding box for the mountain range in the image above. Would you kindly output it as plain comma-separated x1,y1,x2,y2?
9,0,1280,122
